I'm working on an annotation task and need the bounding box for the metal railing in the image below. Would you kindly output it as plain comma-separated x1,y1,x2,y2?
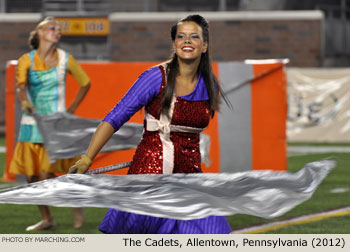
0,0,238,13
42,0,111,16
317,0,350,59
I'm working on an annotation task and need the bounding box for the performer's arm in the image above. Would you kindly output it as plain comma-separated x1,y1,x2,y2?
66,83,90,114
16,54,34,114
68,66,163,174
66,54,91,114
17,84,34,114
103,66,163,131
67,121,114,174
85,121,114,161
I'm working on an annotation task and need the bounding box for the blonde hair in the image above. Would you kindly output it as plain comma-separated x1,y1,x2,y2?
28,17,57,49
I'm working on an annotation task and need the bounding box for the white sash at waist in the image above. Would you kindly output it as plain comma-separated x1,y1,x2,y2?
145,111,205,174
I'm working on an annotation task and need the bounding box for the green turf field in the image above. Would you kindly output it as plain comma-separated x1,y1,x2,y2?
0,137,349,234
227,152,350,234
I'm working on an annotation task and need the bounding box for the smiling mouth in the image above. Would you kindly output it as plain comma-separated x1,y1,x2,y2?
182,46,194,52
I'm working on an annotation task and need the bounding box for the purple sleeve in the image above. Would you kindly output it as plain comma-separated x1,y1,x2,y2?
103,66,163,131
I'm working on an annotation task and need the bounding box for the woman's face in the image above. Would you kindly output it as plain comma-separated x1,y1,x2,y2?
173,21,208,62
38,21,61,44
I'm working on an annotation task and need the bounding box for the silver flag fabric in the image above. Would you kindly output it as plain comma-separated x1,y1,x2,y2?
34,112,211,165
0,160,335,220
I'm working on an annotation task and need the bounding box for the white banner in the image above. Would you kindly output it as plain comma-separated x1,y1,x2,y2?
287,68,350,142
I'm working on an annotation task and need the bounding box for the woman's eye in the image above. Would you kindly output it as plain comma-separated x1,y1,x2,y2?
191,34,200,39
177,34,185,39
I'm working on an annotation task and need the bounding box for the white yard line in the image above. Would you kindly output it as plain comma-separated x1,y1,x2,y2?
231,206,350,234
288,146,350,154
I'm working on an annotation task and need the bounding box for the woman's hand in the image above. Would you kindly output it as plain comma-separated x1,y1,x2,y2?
68,155,92,174
21,100,34,114
17,84,35,114
66,83,91,114
68,122,115,174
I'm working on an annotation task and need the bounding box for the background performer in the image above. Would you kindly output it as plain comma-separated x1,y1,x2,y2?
10,17,91,231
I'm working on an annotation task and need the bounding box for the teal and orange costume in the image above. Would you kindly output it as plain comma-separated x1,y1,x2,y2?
10,49,90,176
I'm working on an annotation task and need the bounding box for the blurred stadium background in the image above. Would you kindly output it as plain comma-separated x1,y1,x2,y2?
1,0,350,132
0,0,349,233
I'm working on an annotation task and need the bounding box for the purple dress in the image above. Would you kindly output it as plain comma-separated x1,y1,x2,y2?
99,65,231,234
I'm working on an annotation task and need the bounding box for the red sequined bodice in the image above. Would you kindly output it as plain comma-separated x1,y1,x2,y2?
128,66,210,175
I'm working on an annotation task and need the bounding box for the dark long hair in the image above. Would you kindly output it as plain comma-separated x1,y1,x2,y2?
161,14,227,117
